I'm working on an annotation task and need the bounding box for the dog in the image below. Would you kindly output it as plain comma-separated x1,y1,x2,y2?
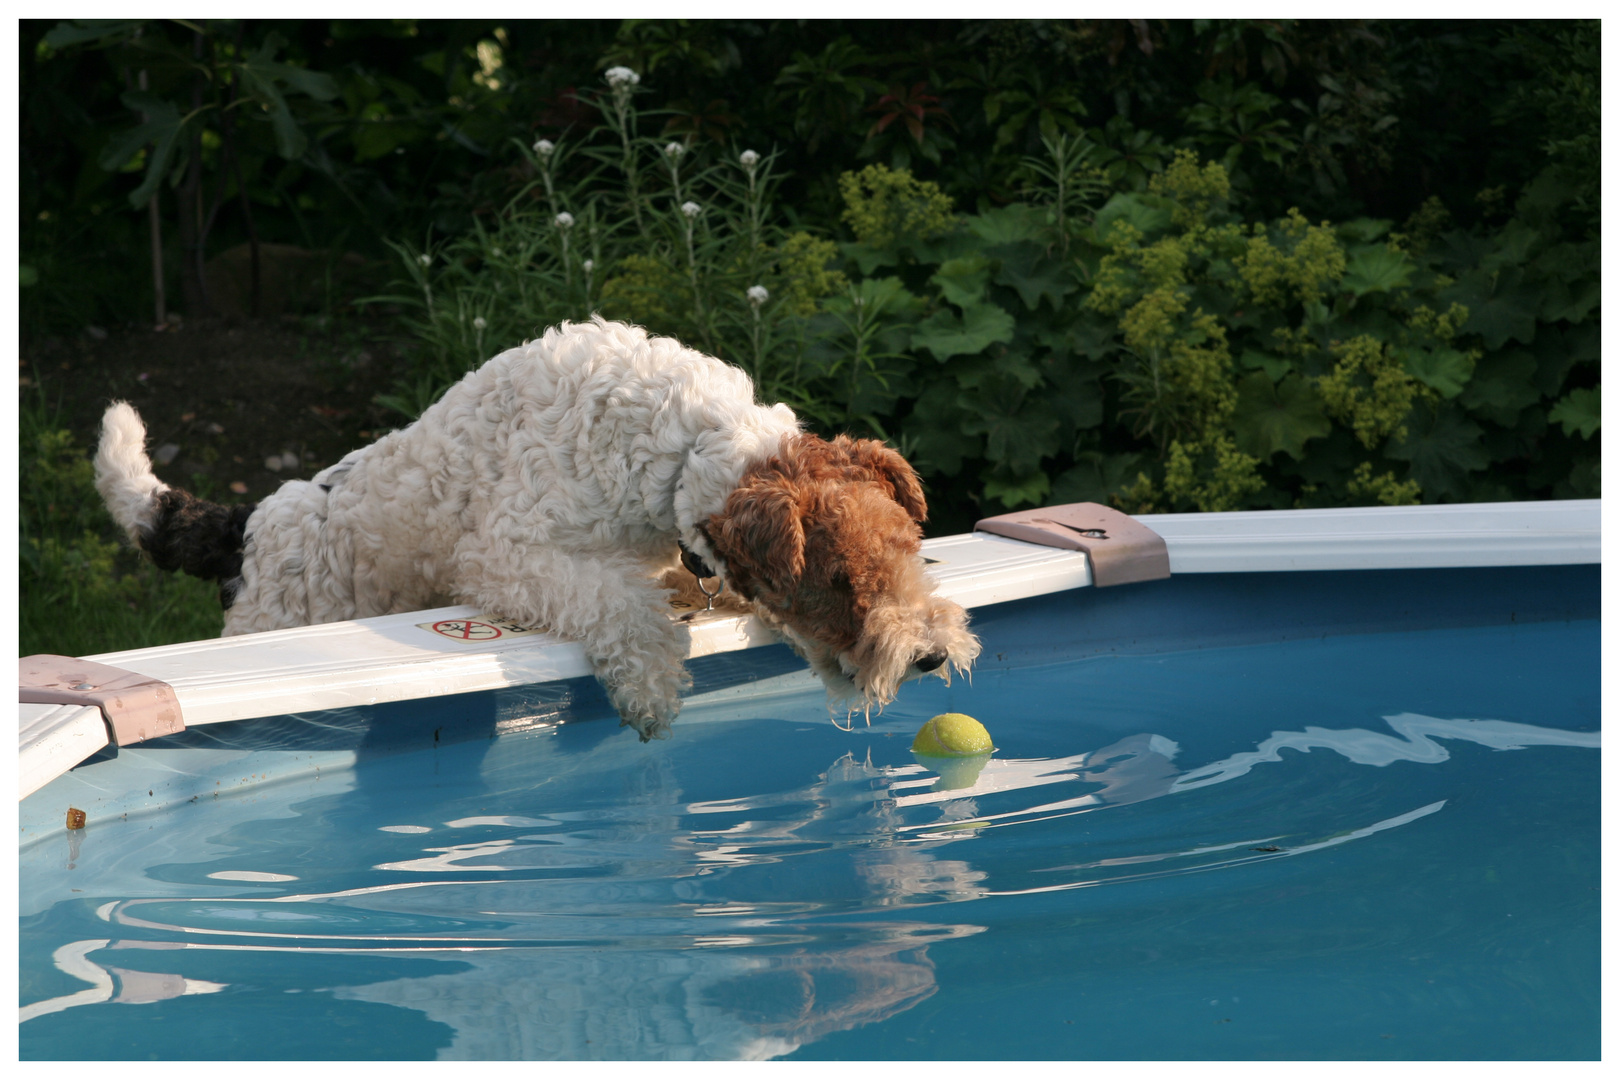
95,317,979,740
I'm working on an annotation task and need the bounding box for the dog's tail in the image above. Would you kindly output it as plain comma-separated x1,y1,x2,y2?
95,402,257,600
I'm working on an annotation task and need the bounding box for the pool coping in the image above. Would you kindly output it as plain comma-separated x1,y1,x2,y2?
18,499,1600,799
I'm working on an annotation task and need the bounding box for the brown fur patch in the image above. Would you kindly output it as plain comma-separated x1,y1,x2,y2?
707,433,927,653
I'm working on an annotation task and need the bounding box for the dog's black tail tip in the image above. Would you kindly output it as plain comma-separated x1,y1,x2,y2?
140,488,257,592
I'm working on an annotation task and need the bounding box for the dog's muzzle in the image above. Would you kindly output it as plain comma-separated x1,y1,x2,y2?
915,650,948,673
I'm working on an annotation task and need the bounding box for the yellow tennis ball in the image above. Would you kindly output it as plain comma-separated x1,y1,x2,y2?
911,713,994,757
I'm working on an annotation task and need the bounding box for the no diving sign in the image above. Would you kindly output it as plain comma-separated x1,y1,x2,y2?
417,615,547,643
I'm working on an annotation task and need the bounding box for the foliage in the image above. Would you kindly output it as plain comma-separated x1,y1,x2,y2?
838,164,957,251
19,388,223,656
807,145,1597,523
368,91,851,420
367,71,1596,528
22,18,1602,544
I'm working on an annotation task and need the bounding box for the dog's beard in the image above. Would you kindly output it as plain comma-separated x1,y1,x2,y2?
772,596,980,728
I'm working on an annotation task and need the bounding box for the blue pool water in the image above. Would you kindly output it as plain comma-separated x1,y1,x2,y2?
19,575,1600,1060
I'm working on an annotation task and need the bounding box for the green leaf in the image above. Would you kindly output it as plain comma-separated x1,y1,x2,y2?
1040,354,1106,432
236,73,305,159
967,204,1049,245
1336,218,1393,244
101,93,185,209
1531,240,1598,284
352,120,418,162
1548,386,1600,439
1537,276,1600,324
982,469,1051,510
910,301,1016,361
931,255,992,309
1050,451,1148,505
44,20,142,49
958,373,1061,473
1479,219,1541,271
1458,350,1540,425
243,32,339,99
1386,404,1490,501
1237,348,1293,382
839,241,896,275
20,264,38,288
265,60,339,104
1403,345,1477,399
845,275,923,319
909,229,984,264
950,351,1043,392
1430,230,1496,276
902,382,979,477
1232,372,1332,461
1515,164,1581,222
1532,322,1599,397
1090,192,1174,243
1439,267,1540,350
991,241,1074,312
1341,244,1414,296
229,33,338,161
1276,426,1358,488
1039,314,1119,362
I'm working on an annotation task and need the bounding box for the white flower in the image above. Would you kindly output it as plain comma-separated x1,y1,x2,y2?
681,201,702,219
664,141,685,160
473,317,487,331
604,66,640,87
739,149,759,168
554,211,575,229
417,254,432,267
583,259,594,274
491,247,503,257
747,285,769,307
533,138,555,157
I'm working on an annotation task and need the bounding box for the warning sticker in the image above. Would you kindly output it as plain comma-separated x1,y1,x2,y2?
417,615,547,643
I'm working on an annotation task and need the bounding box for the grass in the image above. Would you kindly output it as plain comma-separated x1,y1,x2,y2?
19,382,223,658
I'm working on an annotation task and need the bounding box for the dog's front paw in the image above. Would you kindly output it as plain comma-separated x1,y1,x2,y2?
619,712,674,742
605,668,686,742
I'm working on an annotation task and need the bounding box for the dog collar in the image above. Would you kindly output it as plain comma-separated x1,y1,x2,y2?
678,540,716,581
678,539,725,611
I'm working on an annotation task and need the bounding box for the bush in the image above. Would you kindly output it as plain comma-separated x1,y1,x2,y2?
367,63,1598,532
879,150,1598,517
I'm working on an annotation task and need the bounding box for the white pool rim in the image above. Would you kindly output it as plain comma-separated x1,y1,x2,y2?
19,500,1601,800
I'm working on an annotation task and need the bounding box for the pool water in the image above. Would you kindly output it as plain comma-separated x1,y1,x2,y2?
19,613,1600,1060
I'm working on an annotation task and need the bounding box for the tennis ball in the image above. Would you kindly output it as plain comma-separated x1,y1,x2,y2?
911,713,994,757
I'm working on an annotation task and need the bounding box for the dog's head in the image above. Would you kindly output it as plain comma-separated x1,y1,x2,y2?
706,434,980,715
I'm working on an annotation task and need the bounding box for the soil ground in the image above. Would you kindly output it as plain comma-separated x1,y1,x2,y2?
22,315,411,510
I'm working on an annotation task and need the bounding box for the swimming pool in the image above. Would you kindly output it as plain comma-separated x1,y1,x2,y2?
18,504,1601,1059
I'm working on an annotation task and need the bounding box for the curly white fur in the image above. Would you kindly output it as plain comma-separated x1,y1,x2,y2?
95,401,170,545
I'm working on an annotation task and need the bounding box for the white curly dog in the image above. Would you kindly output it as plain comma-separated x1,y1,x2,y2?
96,317,979,739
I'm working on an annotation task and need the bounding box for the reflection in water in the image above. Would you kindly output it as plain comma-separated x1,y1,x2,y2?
20,710,1598,1058
20,939,227,1023
1172,712,1601,790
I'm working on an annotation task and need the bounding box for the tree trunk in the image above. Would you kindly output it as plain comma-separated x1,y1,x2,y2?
139,70,165,326
175,27,212,317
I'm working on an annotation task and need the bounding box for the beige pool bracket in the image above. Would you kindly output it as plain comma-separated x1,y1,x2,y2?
19,655,186,746
975,502,1172,587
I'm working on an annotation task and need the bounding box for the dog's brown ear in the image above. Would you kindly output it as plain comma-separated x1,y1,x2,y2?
841,438,928,524
709,482,805,593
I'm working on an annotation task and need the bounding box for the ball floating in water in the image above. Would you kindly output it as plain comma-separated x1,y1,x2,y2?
911,713,994,757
